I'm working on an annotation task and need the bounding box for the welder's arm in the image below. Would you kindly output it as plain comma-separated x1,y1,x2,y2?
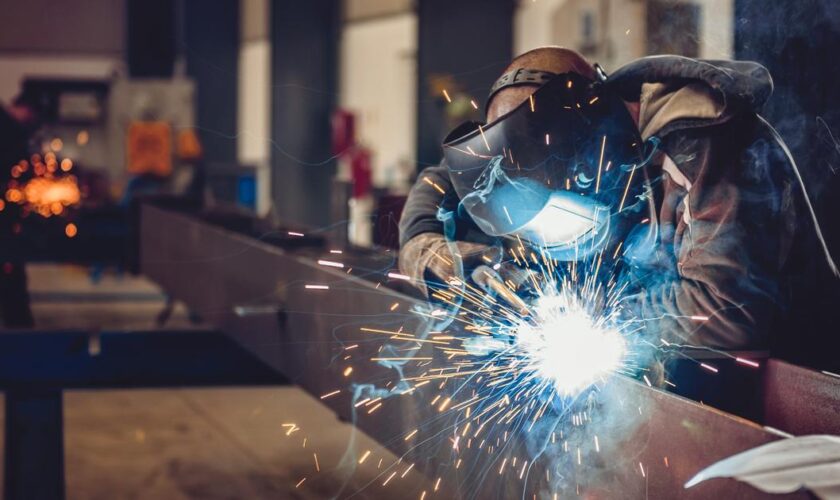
398,164,512,296
629,127,785,349
399,164,473,294
399,164,455,246
632,218,779,349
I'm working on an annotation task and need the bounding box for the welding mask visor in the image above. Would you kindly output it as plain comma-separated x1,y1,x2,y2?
442,72,645,260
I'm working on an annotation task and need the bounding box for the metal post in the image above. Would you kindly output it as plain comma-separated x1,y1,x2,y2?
4,389,65,500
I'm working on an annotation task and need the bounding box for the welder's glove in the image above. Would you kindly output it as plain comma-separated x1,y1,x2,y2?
647,358,666,388
399,233,501,297
495,262,540,298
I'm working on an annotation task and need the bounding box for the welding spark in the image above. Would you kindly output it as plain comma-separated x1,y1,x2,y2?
320,389,341,399
700,362,719,373
510,288,627,395
316,124,766,499
735,357,760,368
478,125,491,152
345,228,655,497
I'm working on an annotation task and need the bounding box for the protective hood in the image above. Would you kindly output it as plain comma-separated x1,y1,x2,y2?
442,72,647,259
607,56,773,139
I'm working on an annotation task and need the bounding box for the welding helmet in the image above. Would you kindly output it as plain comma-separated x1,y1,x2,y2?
442,68,648,261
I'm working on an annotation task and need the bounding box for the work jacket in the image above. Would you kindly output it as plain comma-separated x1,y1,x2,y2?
399,55,831,355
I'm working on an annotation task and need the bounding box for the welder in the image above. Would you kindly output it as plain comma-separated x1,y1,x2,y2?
399,47,835,354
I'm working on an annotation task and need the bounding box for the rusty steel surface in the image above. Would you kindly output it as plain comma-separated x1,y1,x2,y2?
763,359,840,435
141,204,811,499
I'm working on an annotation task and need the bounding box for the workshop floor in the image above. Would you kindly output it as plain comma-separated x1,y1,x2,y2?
0,264,430,499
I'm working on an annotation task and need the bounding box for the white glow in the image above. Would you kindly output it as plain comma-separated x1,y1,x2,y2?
520,194,598,243
515,192,611,260
514,291,625,395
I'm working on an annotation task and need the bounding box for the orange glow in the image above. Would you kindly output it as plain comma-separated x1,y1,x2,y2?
22,177,81,215
65,223,78,238
6,153,82,221
6,189,22,203
76,130,89,146
50,138,63,152
177,129,203,161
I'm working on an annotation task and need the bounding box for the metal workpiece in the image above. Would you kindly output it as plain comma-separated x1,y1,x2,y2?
763,360,840,436
141,204,824,498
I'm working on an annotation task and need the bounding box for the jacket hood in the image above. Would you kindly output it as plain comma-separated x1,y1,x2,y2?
606,56,774,139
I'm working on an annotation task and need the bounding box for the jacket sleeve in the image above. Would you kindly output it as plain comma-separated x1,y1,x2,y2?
628,118,790,349
399,163,456,247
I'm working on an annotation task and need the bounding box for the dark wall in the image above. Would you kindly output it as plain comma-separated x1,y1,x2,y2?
416,0,515,170
736,0,840,196
183,0,240,164
127,0,175,77
0,0,125,55
271,0,340,227
736,0,840,370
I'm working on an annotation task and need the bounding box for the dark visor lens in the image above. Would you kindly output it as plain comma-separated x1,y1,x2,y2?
444,73,642,199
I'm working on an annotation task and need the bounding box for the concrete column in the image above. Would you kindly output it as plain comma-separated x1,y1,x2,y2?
183,0,240,165
270,0,340,227
239,0,272,215
415,0,515,170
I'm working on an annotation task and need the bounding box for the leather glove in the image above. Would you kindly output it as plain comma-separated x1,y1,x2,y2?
399,233,501,296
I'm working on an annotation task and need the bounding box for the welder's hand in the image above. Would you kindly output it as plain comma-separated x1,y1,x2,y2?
495,262,540,298
399,233,501,296
472,261,542,313
471,265,533,316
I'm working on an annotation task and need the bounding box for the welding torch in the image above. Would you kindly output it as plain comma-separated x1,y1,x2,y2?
471,265,531,317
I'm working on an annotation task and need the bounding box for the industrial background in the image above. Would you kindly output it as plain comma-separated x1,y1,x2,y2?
0,0,838,499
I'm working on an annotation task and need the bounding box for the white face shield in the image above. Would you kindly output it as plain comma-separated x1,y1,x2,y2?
511,191,612,261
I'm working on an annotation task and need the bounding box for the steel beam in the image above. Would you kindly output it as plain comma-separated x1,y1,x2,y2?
141,204,816,498
763,359,840,435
